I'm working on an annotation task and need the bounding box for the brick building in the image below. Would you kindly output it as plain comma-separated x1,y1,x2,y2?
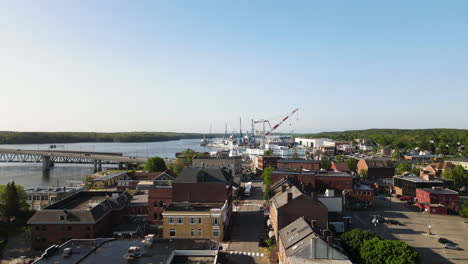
172,167,233,202
356,159,395,180
422,162,456,178
270,186,328,239
257,155,281,170
25,187,80,210
117,170,176,191
271,170,353,193
147,171,177,226
27,191,131,250
345,184,375,208
393,175,445,197
162,201,231,242
277,159,320,171
415,187,459,214
92,171,127,189
331,162,351,173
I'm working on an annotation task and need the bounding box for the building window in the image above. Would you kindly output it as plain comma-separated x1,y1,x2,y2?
177,217,184,224
169,229,176,237
198,229,202,237
191,229,195,237
190,217,195,224
212,217,219,226
213,229,219,237
60,216,65,221
198,217,202,224
35,226,40,231
168,217,175,224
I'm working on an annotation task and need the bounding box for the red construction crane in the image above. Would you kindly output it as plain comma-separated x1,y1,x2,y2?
265,108,299,136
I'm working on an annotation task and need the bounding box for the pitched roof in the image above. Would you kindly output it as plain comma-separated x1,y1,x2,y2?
174,167,232,184
332,162,350,172
27,192,131,224
152,169,177,181
271,186,304,208
279,218,349,262
428,162,455,171
364,159,394,168
94,171,128,181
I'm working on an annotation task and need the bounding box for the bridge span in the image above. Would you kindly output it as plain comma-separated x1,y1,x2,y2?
0,148,148,172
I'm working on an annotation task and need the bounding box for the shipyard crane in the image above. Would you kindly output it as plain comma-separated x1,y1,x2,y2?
265,108,299,136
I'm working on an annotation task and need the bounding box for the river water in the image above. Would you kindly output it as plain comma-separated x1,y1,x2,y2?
0,138,213,188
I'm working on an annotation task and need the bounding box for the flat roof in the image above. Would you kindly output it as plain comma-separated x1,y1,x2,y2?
94,171,128,181
165,202,225,212
419,188,459,195
33,238,218,264
394,175,443,184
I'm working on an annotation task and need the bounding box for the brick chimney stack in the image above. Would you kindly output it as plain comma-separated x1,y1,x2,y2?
287,191,293,202
281,185,287,192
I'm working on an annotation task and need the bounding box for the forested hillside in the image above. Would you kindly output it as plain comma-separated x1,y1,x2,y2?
0,131,202,144
305,129,468,155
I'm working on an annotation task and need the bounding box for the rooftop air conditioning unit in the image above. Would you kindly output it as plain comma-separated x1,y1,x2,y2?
128,246,141,258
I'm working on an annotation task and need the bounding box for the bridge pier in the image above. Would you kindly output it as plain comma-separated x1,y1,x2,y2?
98,160,102,172
94,160,98,173
42,156,51,171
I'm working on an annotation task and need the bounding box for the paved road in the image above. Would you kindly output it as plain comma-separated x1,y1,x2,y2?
348,194,468,264
225,182,269,264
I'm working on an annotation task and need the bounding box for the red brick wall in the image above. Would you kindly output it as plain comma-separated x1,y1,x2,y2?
277,161,320,170
148,187,173,225
173,183,229,202
315,176,353,192
416,189,460,212
277,196,328,231
349,189,375,206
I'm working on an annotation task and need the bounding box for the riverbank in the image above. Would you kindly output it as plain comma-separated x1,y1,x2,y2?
0,131,203,145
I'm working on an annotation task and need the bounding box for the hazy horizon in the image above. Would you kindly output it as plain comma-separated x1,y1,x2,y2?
1,1,467,133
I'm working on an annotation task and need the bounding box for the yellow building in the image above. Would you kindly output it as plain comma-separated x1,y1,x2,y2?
91,171,127,189
162,201,231,242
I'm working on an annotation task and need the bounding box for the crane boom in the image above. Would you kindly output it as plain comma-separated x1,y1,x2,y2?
265,108,299,136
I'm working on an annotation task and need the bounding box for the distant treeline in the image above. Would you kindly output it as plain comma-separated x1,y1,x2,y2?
304,129,468,155
0,131,203,144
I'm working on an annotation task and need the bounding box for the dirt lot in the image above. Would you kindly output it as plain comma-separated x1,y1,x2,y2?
348,195,468,264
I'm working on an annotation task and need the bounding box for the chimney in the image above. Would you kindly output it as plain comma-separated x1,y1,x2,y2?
326,235,333,247
310,220,317,229
281,185,287,192
287,191,293,202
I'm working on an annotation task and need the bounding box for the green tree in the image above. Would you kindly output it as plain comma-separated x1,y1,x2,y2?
264,149,273,156
320,156,331,170
145,156,167,172
6,182,19,220
84,175,94,188
391,149,402,160
396,163,411,175
0,182,29,223
167,158,185,175
359,169,368,179
346,158,359,173
360,237,419,264
291,149,299,160
181,148,197,165
341,229,379,262
460,201,468,218
261,167,274,200
453,165,467,189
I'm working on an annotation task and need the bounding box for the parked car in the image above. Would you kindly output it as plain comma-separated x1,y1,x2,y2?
438,238,457,245
443,243,462,250
399,196,412,201
386,219,404,226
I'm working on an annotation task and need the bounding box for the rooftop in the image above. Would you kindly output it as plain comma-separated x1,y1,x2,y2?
165,202,225,212
363,159,394,168
32,238,218,264
175,167,232,184
27,192,131,224
25,187,79,193
278,159,320,164
419,188,459,195
94,171,128,181
394,175,443,184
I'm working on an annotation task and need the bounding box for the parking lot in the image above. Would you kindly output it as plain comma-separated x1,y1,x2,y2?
348,195,468,264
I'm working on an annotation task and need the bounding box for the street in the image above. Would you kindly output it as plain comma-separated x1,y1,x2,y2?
225,182,269,264
348,194,468,264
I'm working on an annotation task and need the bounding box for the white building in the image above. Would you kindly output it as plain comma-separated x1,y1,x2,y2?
294,137,334,148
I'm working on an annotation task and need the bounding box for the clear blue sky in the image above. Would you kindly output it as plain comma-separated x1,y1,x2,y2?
1,1,467,133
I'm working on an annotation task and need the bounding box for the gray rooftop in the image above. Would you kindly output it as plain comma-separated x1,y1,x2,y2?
271,186,304,209
394,175,443,184
32,238,218,264
278,159,320,164
419,188,459,195
94,171,128,181
175,167,232,184
278,218,349,262
27,192,131,224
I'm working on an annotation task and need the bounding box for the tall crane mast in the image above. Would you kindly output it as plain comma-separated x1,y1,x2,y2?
265,108,299,136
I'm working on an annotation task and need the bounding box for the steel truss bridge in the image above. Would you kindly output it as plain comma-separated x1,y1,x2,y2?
0,148,147,171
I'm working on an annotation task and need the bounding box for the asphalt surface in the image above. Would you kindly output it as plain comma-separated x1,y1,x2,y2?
225,182,269,264
348,194,468,264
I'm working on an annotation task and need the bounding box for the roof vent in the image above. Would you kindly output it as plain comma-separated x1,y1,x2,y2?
63,248,72,257
127,246,141,258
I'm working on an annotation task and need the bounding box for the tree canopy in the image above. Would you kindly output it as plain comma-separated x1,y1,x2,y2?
320,156,331,170
360,237,419,264
346,158,359,173
442,165,468,189
145,156,167,172
396,163,412,175
261,166,274,200
304,129,468,156
341,228,379,262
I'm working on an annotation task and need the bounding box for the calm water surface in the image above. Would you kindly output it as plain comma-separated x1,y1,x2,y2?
0,138,212,187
